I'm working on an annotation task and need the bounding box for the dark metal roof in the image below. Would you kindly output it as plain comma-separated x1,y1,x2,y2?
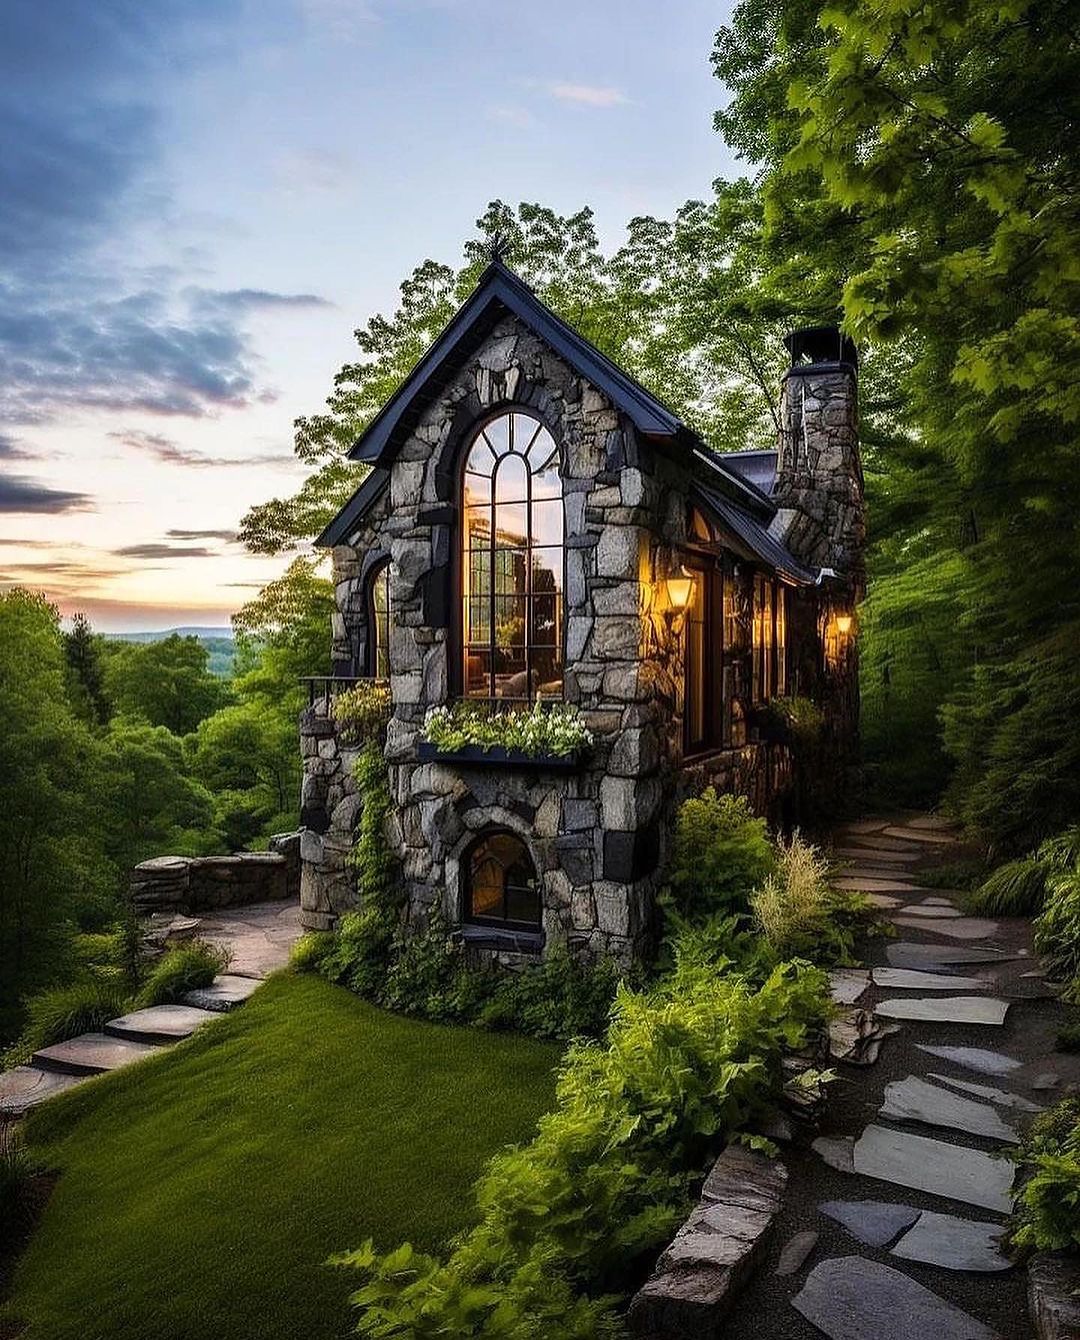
349,259,682,465
693,483,815,585
719,449,777,496
315,467,389,548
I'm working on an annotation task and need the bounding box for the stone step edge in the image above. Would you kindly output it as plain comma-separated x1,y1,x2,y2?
31,1035,166,1077
626,1143,788,1337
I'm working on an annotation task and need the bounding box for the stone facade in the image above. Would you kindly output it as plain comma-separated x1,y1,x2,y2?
299,300,864,963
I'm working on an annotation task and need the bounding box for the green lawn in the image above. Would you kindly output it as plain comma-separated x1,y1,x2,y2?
4,973,560,1340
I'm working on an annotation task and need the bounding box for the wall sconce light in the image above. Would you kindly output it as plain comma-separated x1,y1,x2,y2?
835,612,854,637
664,566,695,632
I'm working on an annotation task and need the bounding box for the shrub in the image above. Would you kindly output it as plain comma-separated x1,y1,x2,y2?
348,743,398,916
477,949,622,1041
0,1123,46,1236
968,858,1049,916
331,681,391,746
1056,1018,1080,1053
423,701,593,758
290,931,335,974
669,790,774,919
1035,870,1080,998
751,833,861,964
319,908,395,998
134,941,229,1009
1012,1098,1080,1252
337,959,829,1337
9,979,131,1061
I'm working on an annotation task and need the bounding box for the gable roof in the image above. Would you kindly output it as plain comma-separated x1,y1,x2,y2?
348,259,682,467
316,467,389,548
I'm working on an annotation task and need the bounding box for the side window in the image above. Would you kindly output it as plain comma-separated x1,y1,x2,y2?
368,560,390,679
466,831,541,928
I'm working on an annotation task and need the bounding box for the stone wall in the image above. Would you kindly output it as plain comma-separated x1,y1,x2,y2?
131,832,301,914
298,696,364,931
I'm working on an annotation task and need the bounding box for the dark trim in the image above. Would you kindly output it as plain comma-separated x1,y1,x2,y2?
348,261,681,467
693,484,816,585
364,556,391,678
315,468,389,548
416,741,583,770
457,924,544,954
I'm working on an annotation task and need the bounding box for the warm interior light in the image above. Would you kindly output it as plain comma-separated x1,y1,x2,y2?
665,567,695,613
835,612,853,636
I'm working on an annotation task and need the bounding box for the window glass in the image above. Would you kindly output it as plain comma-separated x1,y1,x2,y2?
466,832,541,928
685,567,706,751
369,562,390,679
461,413,564,702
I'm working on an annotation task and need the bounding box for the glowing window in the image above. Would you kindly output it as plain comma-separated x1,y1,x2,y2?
466,831,541,928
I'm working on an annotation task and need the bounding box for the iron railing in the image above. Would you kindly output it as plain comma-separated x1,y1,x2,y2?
299,675,365,707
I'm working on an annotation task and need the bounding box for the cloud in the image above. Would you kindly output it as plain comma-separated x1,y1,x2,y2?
0,476,93,514
488,105,539,130
187,288,332,314
113,543,215,559
0,3,336,425
108,429,296,468
166,527,238,542
546,82,628,108
0,434,36,460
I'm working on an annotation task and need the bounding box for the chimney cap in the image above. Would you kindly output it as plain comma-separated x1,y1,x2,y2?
784,325,858,370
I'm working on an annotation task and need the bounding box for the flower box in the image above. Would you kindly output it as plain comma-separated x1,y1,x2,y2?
416,741,584,770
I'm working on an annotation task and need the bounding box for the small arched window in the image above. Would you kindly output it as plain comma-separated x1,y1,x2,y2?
367,560,390,679
466,830,541,928
461,411,564,701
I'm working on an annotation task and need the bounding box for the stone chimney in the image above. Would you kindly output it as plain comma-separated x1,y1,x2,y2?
771,326,864,590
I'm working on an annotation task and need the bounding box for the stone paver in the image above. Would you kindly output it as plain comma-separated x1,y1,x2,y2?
850,1124,1014,1212
887,943,1016,969
898,904,963,919
890,1211,1011,1273
197,900,301,978
813,1136,856,1173
0,1064,86,1116
873,968,988,991
891,916,1001,941
867,893,903,909
915,1045,1022,1077
104,1004,218,1044
776,1230,819,1277
875,996,1009,1026
792,1256,998,1340
836,877,927,894
33,1032,163,1076
880,1076,1018,1143
183,973,262,1012
927,1073,1044,1113
830,969,871,1005
882,826,956,845
819,1200,920,1248
906,816,959,832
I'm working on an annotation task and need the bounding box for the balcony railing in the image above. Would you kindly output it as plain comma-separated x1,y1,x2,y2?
299,675,365,708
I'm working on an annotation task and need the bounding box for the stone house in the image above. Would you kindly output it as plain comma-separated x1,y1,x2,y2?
298,260,863,964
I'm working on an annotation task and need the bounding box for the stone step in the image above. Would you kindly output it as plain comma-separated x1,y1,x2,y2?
874,996,1009,1026
831,846,921,865
872,968,988,991
33,1032,164,1076
887,943,1018,970
835,877,928,894
792,1256,998,1340
104,1004,218,1045
0,1064,87,1116
891,916,1000,941
927,1073,1044,1113
183,973,261,1012
905,815,960,832
891,1209,1011,1272
850,1123,1014,1212
880,1075,1019,1143
882,826,956,845
915,1044,1022,1078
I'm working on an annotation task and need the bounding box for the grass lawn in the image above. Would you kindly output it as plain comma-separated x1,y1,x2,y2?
3,973,560,1340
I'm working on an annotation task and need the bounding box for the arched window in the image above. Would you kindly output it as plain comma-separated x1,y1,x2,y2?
466,830,541,928
461,411,563,701
367,560,390,679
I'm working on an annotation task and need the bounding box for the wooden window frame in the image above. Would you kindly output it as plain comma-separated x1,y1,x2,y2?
464,829,542,930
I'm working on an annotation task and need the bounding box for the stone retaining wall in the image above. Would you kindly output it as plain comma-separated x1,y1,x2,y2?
131,832,301,913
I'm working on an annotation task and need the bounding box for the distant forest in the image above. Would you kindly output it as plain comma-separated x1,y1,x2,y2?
107,628,236,677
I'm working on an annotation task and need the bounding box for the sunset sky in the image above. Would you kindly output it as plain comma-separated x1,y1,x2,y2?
1,0,736,631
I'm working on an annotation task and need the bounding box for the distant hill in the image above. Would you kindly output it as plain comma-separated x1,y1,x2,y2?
105,627,236,677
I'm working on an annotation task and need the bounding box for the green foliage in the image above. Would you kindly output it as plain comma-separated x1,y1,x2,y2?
1012,1098,1080,1252
319,908,395,999
752,833,862,964
6,974,559,1340
134,941,229,1009
1035,869,1080,999
0,1123,45,1239
290,931,336,973
669,789,774,919
102,633,229,736
423,701,593,758
8,979,131,1062
349,744,398,914
64,612,109,725
1056,1020,1080,1055
968,858,1049,917
338,960,828,1337
332,681,391,746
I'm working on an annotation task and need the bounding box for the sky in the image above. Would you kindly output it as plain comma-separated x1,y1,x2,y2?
0,0,739,632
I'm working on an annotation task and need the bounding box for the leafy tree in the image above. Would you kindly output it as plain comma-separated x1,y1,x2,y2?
103,633,229,737
64,612,109,726
100,721,219,871
0,591,113,1034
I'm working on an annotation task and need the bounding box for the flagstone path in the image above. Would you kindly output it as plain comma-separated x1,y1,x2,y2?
0,900,301,1117
720,812,1077,1340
